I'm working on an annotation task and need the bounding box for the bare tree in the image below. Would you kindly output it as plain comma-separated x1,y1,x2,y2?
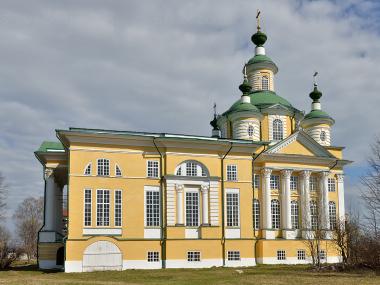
0,225,20,269
13,197,44,261
0,173,7,221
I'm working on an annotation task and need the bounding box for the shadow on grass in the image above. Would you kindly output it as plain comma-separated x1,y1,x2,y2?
1,264,62,274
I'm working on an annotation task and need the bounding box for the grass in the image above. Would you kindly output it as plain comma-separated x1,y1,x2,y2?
0,264,378,285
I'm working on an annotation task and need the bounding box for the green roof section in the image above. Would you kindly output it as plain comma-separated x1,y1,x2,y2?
303,109,334,122
36,141,64,153
223,101,261,116
247,54,276,66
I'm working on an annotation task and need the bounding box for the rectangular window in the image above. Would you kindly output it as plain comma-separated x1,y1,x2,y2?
96,189,110,226
277,250,286,260
270,175,280,190
147,251,159,262
290,176,298,191
97,159,110,176
187,251,201,262
291,201,299,229
309,176,317,192
146,190,160,227
186,192,199,227
186,162,197,176
227,251,240,261
227,165,237,181
328,178,336,192
297,249,306,260
319,250,326,261
114,190,122,227
253,199,260,230
254,174,260,189
226,192,239,227
147,160,159,178
84,189,92,226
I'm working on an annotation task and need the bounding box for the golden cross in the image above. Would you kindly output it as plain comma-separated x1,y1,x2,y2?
256,9,261,30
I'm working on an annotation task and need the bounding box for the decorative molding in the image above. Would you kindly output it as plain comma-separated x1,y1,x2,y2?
300,170,311,180
336,173,344,182
44,168,54,180
280,169,292,178
175,184,184,192
200,185,209,193
261,168,272,177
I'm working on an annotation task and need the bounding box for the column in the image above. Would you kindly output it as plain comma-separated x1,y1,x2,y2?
175,184,184,226
281,169,293,239
301,170,311,238
261,168,274,239
55,185,63,234
43,168,56,231
201,185,210,226
336,174,345,220
319,172,329,231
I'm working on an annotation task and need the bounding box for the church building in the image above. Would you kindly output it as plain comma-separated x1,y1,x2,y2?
35,18,351,272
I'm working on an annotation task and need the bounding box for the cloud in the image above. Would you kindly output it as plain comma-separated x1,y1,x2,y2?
0,0,379,229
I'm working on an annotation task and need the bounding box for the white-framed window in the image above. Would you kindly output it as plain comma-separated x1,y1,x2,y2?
97,159,110,176
147,160,159,178
115,165,122,177
185,191,199,227
277,250,286,260
226,192,239,227
290,176,298,191
187,251,201,262
270,175,280,190
291,200,299,229
329,201,337,230
272,119,284,140
146,188,160,227
253,199,260,230
84,189,92,226
84,163,92,175
320,131,326,142
227,251,240,261
96,189,110,226
176,167,182,175
310,200,318,230
254,174,260,189
147,251,159,262
262,75,269,90
297,249,306,260
328,178,336,192
319,250,326,261
271,199,280,229
309,176,317,192
227,165,237,181
247,125,255,137
114,190,122,227
186,162,198,176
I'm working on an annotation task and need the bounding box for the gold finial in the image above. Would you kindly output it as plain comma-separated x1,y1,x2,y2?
256,9,261,31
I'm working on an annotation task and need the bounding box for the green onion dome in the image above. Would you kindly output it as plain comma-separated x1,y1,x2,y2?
309,85,322,102
251,30,267,46
239,78,252,94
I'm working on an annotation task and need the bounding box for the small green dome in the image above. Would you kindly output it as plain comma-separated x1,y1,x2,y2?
249,90,293,108
251,30,267,46
239,78,252,94
304,109,334,121
223,101,260,116
309,85,322,101
247,54,274,65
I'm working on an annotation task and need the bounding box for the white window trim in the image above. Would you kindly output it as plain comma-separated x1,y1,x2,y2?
144,186,161,228
187,251,201,262
185,188,200,227
225,188,240,228
96,189,110,227
227,250,241,261
83,189,92,227
226,164,238,181
114,189,122,227
97,158,110,176
115,164,122,177
277,249,286,260
297,249,306,260
84,163,92,175
146,160,160,178
147,251,160,262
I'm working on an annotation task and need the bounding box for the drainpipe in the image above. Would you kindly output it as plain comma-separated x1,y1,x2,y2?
153,137,166,269
221,142,233,266
252,144,267,265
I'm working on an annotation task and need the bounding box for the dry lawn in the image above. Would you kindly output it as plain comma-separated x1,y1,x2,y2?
0,264,378,285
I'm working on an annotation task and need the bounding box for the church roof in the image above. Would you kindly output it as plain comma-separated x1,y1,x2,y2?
37,141,64,153
247,54,275,65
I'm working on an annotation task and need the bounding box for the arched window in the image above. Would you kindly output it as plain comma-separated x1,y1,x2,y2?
272,119,283,140
262,75,269,90
247,125,254,137
175,160,209,177
253,199,260,230
84,163,91,175
310,201,318,230
329,201,337,230
291,201,299,229
271,199,280,229
320,131,326,142
115,165,122,177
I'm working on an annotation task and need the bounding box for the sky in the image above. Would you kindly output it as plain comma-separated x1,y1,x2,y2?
0,0,379,230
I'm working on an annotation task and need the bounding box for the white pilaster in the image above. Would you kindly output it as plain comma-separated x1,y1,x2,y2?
201,185,209,226
319,172,330,231
261,168,274,239
281,170,293,239
175,184,184,226
336,174,345,220
43,168,55,231
301,170,311,238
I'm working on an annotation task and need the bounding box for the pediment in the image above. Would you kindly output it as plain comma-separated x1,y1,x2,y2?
266,131,335,158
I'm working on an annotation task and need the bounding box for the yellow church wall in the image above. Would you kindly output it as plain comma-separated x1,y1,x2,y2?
225,240,256,258
278,140,315,156
166,240,222,260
